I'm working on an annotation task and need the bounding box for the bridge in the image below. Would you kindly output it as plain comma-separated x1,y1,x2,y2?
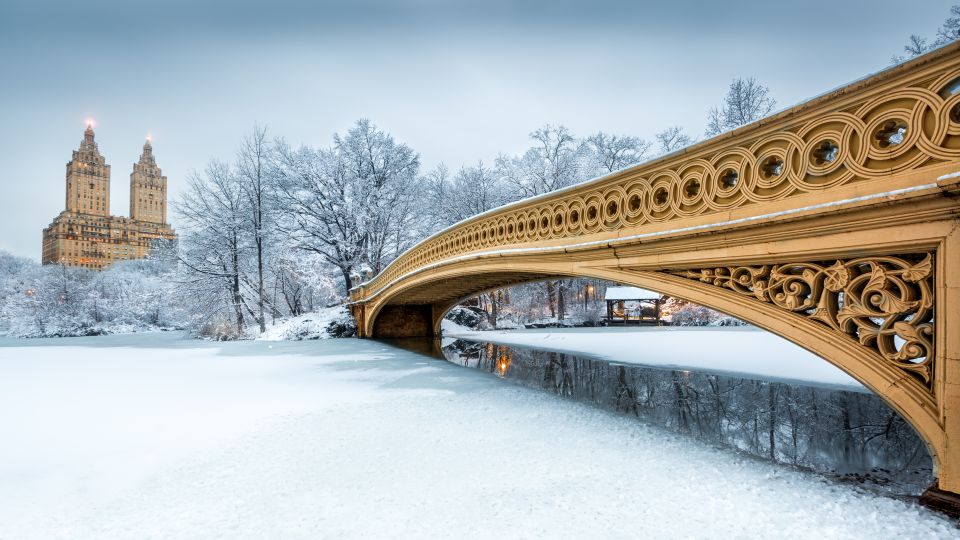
349,43,960,509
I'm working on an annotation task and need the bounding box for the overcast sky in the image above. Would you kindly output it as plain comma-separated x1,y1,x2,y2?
0,0,954,260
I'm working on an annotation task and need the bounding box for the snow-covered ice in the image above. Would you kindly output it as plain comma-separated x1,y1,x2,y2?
0,333,954,538
443,323,863,388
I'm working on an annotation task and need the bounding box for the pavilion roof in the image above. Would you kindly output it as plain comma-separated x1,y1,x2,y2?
604,286,660,301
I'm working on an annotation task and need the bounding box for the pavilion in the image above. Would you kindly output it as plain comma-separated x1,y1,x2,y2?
604,286,663,325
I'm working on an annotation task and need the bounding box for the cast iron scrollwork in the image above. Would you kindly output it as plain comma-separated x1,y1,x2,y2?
670,254,936,389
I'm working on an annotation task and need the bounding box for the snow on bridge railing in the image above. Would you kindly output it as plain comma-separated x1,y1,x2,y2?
351,42,960,302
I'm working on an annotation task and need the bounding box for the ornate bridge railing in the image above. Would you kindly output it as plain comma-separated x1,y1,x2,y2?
351,42,960,304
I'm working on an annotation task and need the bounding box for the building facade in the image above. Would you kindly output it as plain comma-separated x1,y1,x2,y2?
41,124,177,269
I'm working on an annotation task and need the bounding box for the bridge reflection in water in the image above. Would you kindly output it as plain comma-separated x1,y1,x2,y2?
396,337,933,497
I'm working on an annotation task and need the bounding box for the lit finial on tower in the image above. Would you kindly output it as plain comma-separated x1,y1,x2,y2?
83,118,96,145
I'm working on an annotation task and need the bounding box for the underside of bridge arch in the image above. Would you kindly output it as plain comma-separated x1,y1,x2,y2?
363,269,565,338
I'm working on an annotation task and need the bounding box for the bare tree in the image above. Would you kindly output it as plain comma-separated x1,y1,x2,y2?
937,5,960,44
705,77,776,137
655,126,693,155
892,5,960,63
585,132,652,173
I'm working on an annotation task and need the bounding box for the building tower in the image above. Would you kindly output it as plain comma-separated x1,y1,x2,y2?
42,122,177,270
129,137,167,224
65,122,111,216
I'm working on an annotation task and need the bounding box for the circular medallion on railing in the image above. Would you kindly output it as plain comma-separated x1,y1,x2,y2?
581,193,603,234
505,216,517,241
843,96,929,177
622,180,648,226
566,197,585,235
545,204,562,236
792,112,860,189
601,188,625,230
525,211,538,241
747,132,803,200
496,218,507,242
675,161,710,217
537,207,553,240
646,172,675,223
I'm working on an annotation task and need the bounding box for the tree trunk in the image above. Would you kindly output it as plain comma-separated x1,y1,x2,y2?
546,281,557,318
768,383,777,459
232,238,244,332
256,230,266,333
557,280,565,321
340,265,353,297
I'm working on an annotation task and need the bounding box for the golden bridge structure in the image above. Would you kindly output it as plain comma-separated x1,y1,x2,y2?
350,43,960,508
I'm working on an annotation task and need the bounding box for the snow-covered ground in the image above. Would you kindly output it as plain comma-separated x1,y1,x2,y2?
443,323,863,388
0,333,954,538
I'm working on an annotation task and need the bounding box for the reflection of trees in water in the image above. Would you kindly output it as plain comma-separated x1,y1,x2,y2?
444,340,933,495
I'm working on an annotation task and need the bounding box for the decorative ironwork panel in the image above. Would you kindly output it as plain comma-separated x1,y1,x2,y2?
669,254,936,389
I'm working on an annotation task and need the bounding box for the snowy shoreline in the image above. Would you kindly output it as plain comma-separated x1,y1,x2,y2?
442,323,864,389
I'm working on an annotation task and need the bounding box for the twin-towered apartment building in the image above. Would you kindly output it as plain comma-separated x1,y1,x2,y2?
41,123,177,269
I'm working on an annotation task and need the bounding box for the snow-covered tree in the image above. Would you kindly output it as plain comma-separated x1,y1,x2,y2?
269,250,340,318
177,160,255,332
432,162,509,227
235,125,276,332
497,124,590,199
584,132,652,174
273,119,423,294
0,258,188,338
705,77,776,137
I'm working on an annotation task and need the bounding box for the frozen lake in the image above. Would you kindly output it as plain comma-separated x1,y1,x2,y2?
0,332,955,538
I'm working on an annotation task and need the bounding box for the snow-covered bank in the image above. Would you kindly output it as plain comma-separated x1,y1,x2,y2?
256,306,356,341
442,323,863,388
0,334,953,538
